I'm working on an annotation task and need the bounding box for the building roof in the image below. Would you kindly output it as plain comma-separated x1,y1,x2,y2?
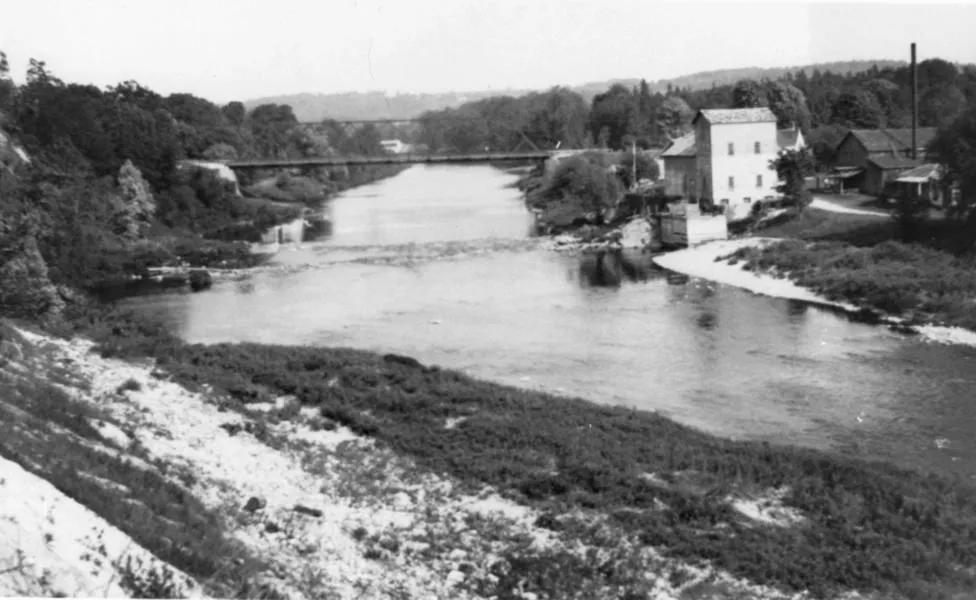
894,163,941,183
846,128,937,153
882,127,937,149
777,129,802,149
831,167,864,179
661,133,697,158
693,107,778,125
866,155,921,170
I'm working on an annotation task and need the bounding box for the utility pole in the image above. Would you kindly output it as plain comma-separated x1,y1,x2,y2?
632,138,638,191
911,42,918,160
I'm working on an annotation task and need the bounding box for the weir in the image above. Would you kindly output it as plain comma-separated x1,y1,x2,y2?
260,218,307,244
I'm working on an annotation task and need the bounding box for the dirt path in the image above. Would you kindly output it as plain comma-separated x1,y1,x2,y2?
809,197,888,217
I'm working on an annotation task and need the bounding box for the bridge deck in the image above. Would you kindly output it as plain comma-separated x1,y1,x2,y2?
227,151,554,169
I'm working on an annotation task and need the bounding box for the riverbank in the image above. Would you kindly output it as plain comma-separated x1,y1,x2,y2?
0,317,881,600
653,238,976,347
99,165,412,295
10,304,969,599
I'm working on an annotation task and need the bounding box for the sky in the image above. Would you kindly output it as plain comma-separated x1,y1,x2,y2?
1,0,975,104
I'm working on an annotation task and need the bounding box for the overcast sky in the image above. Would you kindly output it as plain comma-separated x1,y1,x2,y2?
1,0,974,104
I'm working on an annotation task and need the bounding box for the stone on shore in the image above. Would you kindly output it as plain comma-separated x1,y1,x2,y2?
188,269,213,292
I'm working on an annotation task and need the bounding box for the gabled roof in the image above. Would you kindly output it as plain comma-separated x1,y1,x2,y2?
846,128,937,153
894,163,941,183
866,155,920,170
692,107,777,125
661,133,696,158
883,127,937,149
777,129,802,149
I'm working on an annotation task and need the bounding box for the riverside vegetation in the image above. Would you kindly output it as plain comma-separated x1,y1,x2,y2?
0,54,405,296
51,304,976,599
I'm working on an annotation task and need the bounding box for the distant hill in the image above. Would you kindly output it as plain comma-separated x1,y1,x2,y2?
245,60,906,122
571,60,908,101
243,89,534,123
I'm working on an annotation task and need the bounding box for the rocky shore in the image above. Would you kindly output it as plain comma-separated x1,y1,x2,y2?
0,323,845,600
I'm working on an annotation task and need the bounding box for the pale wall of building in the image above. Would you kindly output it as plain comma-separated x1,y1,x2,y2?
662,157,696,197
700,121,781,213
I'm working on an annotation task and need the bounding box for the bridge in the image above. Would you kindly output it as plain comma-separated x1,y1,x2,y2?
221,115,592,171
226,150,557,170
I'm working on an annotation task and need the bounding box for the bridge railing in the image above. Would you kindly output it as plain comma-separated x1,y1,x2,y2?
226,150,555,169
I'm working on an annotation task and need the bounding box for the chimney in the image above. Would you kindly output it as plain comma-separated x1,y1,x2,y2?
911,42,918,160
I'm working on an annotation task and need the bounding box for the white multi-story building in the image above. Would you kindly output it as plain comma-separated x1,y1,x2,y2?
693,107,785,220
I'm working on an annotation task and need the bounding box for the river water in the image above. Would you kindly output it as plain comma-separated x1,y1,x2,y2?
119,165,976,479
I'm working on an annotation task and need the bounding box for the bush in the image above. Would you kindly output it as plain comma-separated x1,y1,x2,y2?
531,156,623,225
725,239,976,325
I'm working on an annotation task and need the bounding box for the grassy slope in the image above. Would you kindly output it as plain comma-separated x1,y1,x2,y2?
0,321,271,598
62,307,976,600
740,208,976,330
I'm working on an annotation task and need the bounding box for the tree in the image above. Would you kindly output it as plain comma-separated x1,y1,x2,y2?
919,85,966,129
830,90,884,128
808,87,840,128
114,159,155,239
916,58,958,91
770,148,816,212
732,80,766,108
863,79,907,128
539,155,622,222
589,84,638,150
616,151,660,189
805,124,849,169
929,106,976,223
248,103,298,157
527,87,588,149
108,81,163,112
766,81,812,132
222,101,246,127
0,51,14,116
656,96,693,141
891,188,931,243
202,143,239,160
635,79,658,140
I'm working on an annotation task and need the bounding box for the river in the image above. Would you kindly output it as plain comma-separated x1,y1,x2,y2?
118,165,976,480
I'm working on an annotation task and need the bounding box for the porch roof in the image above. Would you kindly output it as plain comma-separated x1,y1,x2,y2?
894,163,941,184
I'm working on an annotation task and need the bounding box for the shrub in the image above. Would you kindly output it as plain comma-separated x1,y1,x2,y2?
726,239,976,325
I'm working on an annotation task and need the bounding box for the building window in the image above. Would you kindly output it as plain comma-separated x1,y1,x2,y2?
754,141,761,154
728,176,735,191
728,143,735,156
756,175,763,188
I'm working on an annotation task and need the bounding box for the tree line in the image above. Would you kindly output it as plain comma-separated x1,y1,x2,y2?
0,53,401,295
413,58,976,160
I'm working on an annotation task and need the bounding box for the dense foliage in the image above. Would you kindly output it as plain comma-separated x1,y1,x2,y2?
0,54,403,293
770,148,816,211
412,58,976,156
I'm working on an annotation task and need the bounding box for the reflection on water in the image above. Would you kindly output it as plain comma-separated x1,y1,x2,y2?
116,165,976,480
577,250,659,288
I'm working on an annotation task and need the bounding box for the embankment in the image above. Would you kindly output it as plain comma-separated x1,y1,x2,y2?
10,305,974,599
0,317,881,600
